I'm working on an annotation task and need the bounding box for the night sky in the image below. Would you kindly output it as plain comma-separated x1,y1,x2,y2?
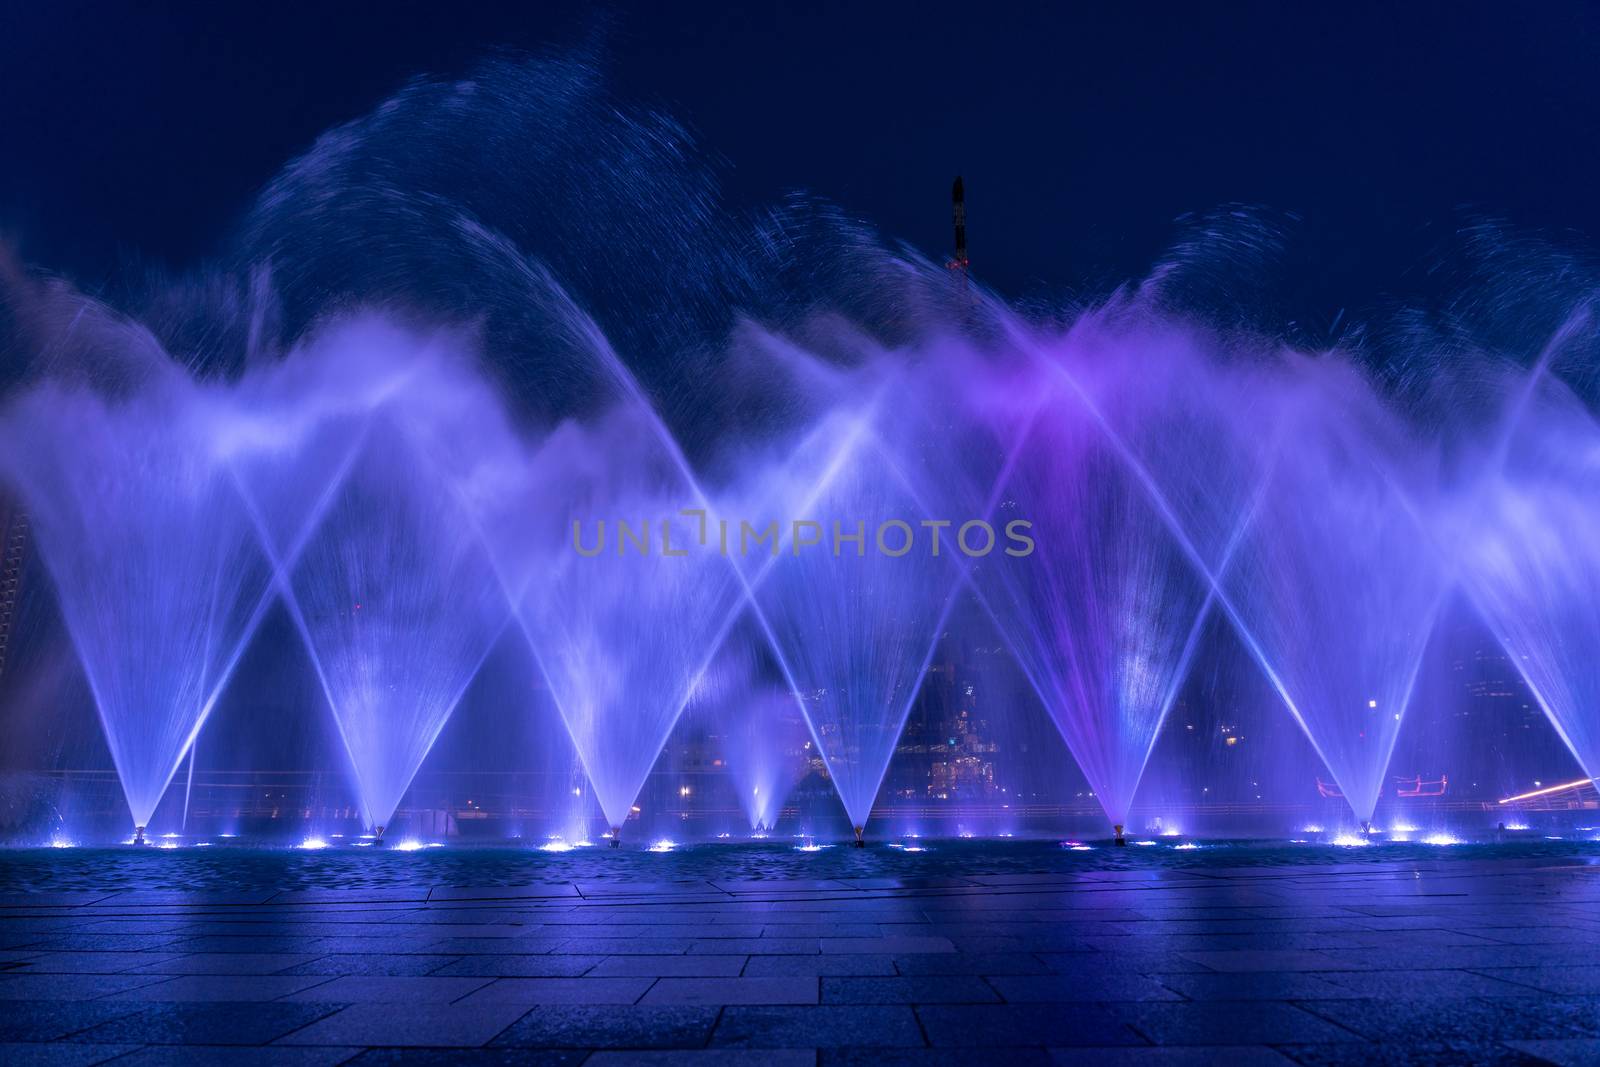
2,2,1597,313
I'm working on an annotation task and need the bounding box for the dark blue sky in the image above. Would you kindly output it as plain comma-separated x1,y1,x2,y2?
3,1,1597,310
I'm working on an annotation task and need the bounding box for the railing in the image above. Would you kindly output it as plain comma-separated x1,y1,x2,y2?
2,766,1544,832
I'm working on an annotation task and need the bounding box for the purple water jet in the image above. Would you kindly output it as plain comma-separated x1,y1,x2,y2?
0,364,273,831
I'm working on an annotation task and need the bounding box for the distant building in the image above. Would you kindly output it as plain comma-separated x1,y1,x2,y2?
0,493,26,685
888,630,1002,805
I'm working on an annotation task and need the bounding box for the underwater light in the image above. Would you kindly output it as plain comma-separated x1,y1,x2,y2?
1422,832,1461,846
539,841,573,853
1301,823,1325,834
298,837,329,850
48,837,73,849
391,840,425,852
1134,840,1158,846
194,842,212,847
648,839,675,853
1174,842,1200,850
795,842,830,852
1504,822,1530,831
1390,822,1419,834
219,833,237,838
1330,834,1370,847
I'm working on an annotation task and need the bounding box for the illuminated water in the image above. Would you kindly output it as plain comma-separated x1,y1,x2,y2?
2,837,1593,895
0,365,274,831
3,56,1600,848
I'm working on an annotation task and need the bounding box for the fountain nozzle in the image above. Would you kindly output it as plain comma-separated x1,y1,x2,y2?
852,825,865,848
1113,823,1126,847
373,825,385,846
1360,820,1371,837
610,827,621,849
132,825,146,846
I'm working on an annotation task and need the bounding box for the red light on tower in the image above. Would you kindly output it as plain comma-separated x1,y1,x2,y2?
947,175,969,274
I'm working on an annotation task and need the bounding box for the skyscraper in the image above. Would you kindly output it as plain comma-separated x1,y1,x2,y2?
0,494,26,685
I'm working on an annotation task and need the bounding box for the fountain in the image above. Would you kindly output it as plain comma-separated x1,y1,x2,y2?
270,420,508,834
472,402,751,837
1214,356,1451,825
964,353,1218,831
225,322,512,834
0,358,274,835
685,633,813,834
1458,369,1600,785
723,382,969,841
3,54,1598,852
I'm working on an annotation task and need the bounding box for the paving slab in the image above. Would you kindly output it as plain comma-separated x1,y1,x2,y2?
743,954,897,977
101,974,338,1001
279,975,494,1002
0,851,1596,1059
279,1001,532,1048
0,1043,142,1065
916,1002,1143,1047
69,1001,344,1045
642,976,818,1005
491,1004,719,1049
712,1005,924,1048
454,976,654,1005
588,954,747,977
429,954,603,977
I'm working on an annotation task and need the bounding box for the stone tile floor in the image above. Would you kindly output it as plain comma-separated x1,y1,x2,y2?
1,854,1599,1064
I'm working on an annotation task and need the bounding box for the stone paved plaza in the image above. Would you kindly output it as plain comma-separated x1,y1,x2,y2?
3,854,1600,1064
